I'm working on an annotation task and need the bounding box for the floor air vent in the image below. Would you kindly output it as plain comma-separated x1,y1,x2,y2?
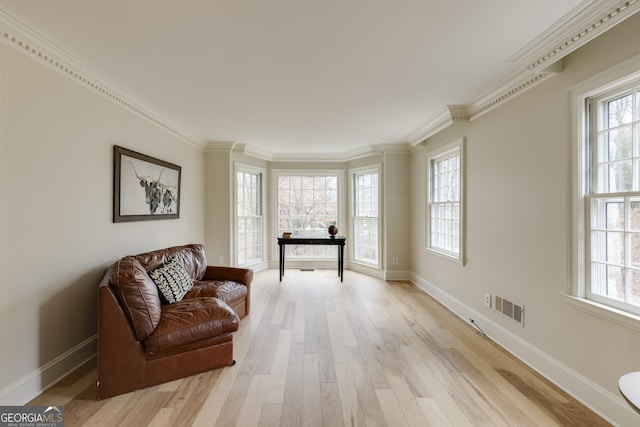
495,295,524,327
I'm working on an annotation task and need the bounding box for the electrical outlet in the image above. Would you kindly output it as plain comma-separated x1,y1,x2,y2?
484,293,492,307
392,257,398,265
218,256,224,264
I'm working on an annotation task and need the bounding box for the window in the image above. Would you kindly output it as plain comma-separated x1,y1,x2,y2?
585,79,640,314
353,169,379,266
236,169,263,266
427,139,464,262
276,172,340,259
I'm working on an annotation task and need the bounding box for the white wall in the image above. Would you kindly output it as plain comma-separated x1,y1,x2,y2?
204,148,232,266
409,13,640,426
0,42,205,404
382,151,411,276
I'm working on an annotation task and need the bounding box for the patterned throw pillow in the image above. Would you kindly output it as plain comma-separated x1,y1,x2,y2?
149,257,193,304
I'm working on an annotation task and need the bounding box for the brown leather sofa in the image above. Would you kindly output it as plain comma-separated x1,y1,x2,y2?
97,244,252,399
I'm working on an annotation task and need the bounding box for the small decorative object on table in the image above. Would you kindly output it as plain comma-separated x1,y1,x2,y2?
282,231,292,238
328,225,338,237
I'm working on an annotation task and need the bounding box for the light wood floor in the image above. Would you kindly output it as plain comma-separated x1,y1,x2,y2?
30,269,611,426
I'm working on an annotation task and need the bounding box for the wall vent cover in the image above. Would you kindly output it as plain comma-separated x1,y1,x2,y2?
495,295,524,327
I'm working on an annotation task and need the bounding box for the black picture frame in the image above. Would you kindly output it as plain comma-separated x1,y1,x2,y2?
113,145,181,222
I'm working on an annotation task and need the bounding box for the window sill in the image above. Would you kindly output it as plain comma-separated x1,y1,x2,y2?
564,295,640,332
425,247,466,266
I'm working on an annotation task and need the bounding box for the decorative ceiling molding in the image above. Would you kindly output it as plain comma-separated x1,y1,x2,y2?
205,141,236,152
407,1,640,146
228,142,273,161
406,105,469,146
0,9,205,149
269,144,387,163
508,0,640,71
208,140,404,162
380,142,413,154
467,68,557,121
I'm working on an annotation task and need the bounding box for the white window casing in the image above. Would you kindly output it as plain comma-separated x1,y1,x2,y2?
426,137,465,264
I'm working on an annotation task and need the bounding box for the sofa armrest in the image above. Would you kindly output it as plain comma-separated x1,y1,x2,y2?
203,266,253,286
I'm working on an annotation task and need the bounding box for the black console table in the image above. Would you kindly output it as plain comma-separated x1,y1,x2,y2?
277,236,346,282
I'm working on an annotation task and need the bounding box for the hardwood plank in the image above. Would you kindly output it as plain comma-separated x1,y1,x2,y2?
374,338,430,399
163,370,222,427
334,362,366,427
416,397,452,427
376,389,409,427
235,374,270,427
33,269,611,427
254,324,282,375
280,300,296,330
291,295,306,343
215,358,257,427
385,373,430,426
352,329,390,390
146,408,175,427
411,358,475,426
257,402,282,427
79,394,129,426
264,330,293,404
327,313,349,364
280,341,305,427
304,304,320,354
336,303,358,347
303,354,323,427
270,291,288,325
102,387,172,427
345,346,387,427
320,382,345,427
190,390,228,427
318,316,336,382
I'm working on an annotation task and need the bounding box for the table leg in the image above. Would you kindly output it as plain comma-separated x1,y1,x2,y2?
279,243,283,281
339,243,344,282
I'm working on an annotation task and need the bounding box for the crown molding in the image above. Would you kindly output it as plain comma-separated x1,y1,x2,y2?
508,0,640,71
269,144,385,163
469,0,639,120
380,142,413,154
467,67,558,121
408,1,640,144
205,141,236,152
406,105,469,146
0,9,205,149
208,141,405,162
230,142,273,161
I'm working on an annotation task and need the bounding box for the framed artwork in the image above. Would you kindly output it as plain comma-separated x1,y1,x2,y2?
113,145,181,222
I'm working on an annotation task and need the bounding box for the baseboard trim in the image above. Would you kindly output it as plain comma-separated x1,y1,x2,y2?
409,272,638,427
347,262,385,280
383,270,412,281
0,334,97,405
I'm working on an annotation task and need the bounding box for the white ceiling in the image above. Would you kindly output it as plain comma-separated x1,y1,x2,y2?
0,1,627,156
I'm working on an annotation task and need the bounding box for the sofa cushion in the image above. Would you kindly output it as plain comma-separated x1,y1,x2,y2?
134,244,208,282
187,280,248,308
108,257,162,341
149,257,194,304
143,297,239,354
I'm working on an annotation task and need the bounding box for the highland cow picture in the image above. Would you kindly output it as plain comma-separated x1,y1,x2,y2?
113,145,181,222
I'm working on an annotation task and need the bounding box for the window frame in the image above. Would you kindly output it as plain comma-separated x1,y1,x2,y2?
272,169,345,260
583,77,640,315
426,138,465,264
570,55,640,323
350,165,381,268
234,164,266,267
